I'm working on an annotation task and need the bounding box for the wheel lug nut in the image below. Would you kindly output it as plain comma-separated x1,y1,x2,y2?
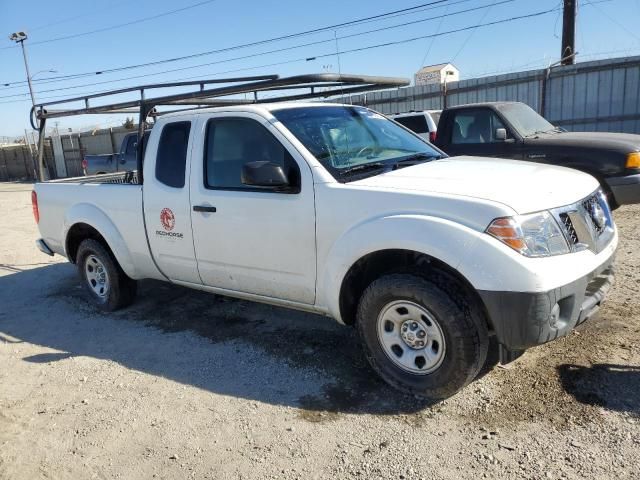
417,331,426,338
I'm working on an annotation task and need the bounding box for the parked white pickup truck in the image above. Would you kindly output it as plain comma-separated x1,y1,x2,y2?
33,103,617,399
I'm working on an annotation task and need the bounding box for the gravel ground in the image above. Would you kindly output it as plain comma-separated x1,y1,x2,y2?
0,182,638,480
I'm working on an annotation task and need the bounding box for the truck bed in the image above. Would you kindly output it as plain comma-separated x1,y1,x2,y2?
34,175,161,281
50,171,139,185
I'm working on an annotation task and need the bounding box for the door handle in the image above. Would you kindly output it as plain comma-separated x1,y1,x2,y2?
193,205,217,213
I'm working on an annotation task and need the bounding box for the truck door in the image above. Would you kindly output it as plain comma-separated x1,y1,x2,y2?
119,134,137,172
444,108,522,159
189,112,316,304
142,120,201,284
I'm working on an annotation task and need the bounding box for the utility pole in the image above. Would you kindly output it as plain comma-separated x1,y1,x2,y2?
8,32,36,106
9,31,52,180
561,0,577,65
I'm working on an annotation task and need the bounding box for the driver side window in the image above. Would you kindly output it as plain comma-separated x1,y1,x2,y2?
204,117,300,191
451,109,508,144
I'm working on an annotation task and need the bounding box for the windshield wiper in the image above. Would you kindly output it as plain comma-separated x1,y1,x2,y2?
338,162,388,176
392,152,442,169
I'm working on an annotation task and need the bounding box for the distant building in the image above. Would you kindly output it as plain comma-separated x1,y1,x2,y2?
414,63,459,86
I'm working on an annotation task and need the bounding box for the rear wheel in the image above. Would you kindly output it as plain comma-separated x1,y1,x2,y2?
356,274,488,400
76,239,137,311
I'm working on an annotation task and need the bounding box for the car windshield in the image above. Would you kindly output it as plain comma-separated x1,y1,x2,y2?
496,103,556,137
272,106,443,180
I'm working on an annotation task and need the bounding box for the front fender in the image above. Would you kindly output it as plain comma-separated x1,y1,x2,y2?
63,203,137,279
319,214,481,322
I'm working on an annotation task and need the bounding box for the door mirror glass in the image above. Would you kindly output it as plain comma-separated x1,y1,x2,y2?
495,128,507,141
241,161,289,188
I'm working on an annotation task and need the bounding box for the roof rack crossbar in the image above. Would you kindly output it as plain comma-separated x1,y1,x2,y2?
32,73,408,123
31,73,409,183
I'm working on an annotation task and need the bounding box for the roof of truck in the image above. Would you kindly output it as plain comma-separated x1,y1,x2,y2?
157,102,359,120
444,101,523,111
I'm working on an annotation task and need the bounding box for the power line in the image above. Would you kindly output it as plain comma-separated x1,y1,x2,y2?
1,0,514,99
1,0,452,87
0,0,219,51
0,5,560,105
417,3,449,70
452,2,494,61
28,0,142,33
583,0,640,42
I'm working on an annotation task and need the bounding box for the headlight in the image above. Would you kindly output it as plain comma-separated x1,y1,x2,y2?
486,211,570,257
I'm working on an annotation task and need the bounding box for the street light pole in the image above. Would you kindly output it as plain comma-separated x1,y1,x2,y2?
9,32,36,106
19,40,36,106
9,31,50,180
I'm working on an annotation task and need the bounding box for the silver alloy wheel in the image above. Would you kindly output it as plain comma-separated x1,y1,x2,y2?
376,300,446,374
84,254,109,298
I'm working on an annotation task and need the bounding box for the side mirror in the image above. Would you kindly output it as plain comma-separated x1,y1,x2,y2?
495,128,507,141
241,161,289,188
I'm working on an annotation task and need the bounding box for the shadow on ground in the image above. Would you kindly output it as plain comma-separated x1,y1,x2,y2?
557,363,640,416
0,263,433,417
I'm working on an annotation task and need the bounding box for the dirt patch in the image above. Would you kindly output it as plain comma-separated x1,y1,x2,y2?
1,183,639,480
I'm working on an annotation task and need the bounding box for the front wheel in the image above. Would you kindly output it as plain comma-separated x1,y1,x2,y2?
356,274,488,400
76,239,137,311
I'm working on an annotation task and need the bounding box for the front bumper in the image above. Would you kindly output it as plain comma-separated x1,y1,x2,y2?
478,254,615,352
606,173,640,205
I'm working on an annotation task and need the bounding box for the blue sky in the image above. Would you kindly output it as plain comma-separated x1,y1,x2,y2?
1,0,639,138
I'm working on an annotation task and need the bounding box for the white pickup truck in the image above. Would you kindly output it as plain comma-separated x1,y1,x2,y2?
33,103,617,399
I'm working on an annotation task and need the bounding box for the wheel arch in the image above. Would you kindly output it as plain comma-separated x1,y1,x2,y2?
337,249,492,333
66,222,110,264
63,203,137,278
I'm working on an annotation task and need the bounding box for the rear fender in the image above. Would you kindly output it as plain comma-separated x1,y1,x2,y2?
63,203,137,278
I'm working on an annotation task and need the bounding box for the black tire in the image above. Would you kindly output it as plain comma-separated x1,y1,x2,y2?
76,239,137,311
476,336,500,380
356,274,488,400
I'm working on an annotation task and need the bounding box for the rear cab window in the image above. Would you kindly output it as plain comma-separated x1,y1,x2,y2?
155,121,191,188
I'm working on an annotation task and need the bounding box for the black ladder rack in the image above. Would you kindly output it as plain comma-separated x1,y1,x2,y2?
31,73,410,183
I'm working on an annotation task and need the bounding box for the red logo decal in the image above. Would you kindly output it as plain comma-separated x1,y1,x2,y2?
160,208,175,231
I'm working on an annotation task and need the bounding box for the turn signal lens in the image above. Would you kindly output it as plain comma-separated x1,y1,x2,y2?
31,190,40,224
486,218,527,251
626,152,640,169
486,211,570,257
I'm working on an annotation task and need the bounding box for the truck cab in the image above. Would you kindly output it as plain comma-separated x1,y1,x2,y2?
433,101,640,208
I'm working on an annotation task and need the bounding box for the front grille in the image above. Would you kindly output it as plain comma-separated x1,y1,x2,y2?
552,190,614,254
583,195,605,235
559,213,579,245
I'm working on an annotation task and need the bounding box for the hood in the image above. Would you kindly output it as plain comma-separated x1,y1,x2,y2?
529,131,640,152
350,157,600,214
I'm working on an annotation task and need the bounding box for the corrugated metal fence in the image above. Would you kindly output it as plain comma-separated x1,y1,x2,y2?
339,55,640,134
0,126,136,181
0,141,54,182
3,55,639,182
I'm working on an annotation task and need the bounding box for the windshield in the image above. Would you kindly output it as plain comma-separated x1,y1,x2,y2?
496,103,556,137
272,106,443,180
